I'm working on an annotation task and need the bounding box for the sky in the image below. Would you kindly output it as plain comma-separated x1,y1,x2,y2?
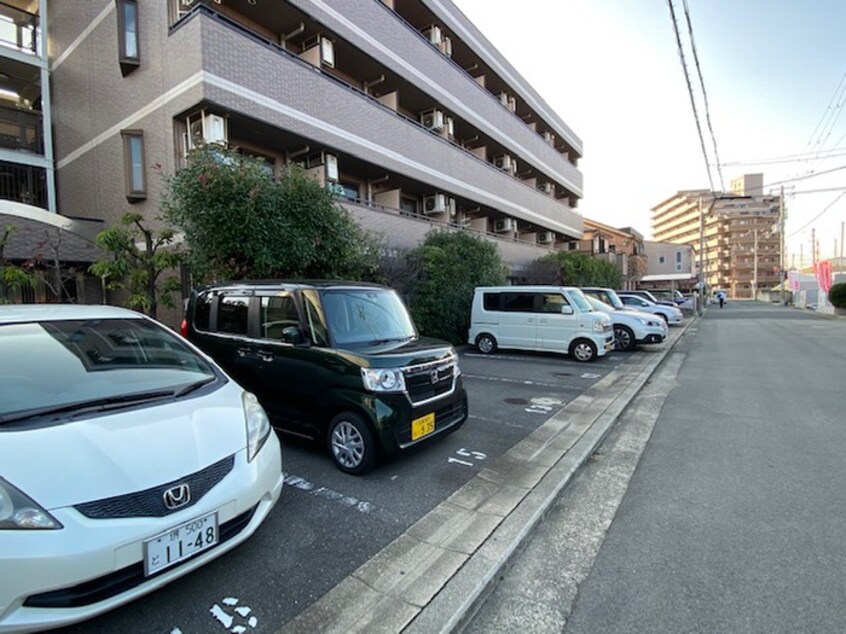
451,0,846,269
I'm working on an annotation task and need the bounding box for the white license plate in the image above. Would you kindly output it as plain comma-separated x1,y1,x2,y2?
144,511,219,576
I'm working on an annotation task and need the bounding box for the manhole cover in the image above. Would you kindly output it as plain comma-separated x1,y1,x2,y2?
504,397,529,405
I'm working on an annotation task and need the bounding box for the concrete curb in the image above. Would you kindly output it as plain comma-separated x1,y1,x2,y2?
278,319,695,634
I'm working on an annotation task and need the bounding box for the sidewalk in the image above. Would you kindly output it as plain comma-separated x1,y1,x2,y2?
277,320,695,634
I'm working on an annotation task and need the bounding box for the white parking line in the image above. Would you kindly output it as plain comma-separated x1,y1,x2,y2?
462,373,584,389
282,473,374,514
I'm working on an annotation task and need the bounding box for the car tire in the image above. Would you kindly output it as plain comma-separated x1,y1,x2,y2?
475,333,497,355
613,325,636,352
328,412,377,475
569,338,597,362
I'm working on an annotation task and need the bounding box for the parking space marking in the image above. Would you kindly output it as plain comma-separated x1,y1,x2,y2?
448,447,487,467
207,597,258,632
282,473,374,514
462,373,577,389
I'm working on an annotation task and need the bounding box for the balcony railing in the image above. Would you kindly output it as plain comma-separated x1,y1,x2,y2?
0,1,38,55
0,160,47,208
0,105,43,153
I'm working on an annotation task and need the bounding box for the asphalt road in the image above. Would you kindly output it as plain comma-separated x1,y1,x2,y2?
467,301,846,633
56,343,632,633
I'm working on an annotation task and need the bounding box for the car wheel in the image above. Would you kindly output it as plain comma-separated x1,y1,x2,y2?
613,325,636,352
569,339,597,362
475,333,497,354
328,412,377,475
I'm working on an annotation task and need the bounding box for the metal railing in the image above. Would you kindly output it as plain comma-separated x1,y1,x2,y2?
0,160,47,208
0,105,43,153
0,1,38,55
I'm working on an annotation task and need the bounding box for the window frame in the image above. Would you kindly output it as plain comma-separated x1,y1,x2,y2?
116,0,140,75
121,129,147,202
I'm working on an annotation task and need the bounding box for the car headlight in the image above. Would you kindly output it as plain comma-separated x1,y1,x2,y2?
242,392,271,463
592,320,606,333
0,478,62,530
361,367,406,393
638,317,657,326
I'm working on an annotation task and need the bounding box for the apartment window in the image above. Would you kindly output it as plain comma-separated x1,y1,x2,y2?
659,256,666,264
117,0,140,75
121,130,146,201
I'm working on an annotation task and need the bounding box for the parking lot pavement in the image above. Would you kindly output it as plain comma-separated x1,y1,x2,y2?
53,331,685,634
279,325,692,634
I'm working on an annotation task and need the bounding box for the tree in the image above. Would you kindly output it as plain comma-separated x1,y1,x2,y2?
0,225,35,304
540,251,622,288
89,213,183,318
829,282,846,309
407,230,506,344
162,146,377,282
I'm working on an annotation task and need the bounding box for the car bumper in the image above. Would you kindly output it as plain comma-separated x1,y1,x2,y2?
635,324,668,345
0,440,283,634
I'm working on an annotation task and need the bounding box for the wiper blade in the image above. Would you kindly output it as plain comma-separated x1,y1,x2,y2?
0,390,176,424
368,336,413,346
174,376,216,397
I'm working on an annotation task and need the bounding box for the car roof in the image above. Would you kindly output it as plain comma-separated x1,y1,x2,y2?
0,304,144,324
196,280,387,292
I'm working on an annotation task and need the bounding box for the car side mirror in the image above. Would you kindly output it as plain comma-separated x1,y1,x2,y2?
280,325,307,345
561,305,574,315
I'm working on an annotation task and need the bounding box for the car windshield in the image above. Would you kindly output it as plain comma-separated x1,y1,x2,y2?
586,296,612,313
321,288,417,346
567,289,593,313
0,317,218,423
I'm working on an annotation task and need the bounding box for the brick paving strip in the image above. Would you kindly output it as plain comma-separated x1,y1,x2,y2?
278,321,694,634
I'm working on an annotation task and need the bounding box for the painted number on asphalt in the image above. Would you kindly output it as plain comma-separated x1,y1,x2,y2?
448,448,487,467
525,396,563,414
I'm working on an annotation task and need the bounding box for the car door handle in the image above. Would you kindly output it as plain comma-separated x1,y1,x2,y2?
236,347,250,358
257,350,274,363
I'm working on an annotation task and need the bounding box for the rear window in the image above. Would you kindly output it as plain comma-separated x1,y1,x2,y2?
218,295,249,335
0,318,218,423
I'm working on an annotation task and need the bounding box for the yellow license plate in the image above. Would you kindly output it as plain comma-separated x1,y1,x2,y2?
411,413,435,440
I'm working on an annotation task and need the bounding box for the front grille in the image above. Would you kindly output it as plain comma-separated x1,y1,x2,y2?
404,361,455,404
23,506,257,609
74,455,235,519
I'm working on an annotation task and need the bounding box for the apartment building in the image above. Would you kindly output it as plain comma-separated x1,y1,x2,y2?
0,0,587,301
651,174,782,298
571,218,647,287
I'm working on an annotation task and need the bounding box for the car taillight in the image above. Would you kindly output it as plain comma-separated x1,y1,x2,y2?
180,319,188,337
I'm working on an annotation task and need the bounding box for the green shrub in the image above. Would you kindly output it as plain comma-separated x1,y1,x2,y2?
829,283,846,308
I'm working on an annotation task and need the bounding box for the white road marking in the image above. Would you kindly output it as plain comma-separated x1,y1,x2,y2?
209,604,234,629
222,597,238,606
283,473,374,514
208,597,259,632
456,448,487,460
448,457,474,466
580,372,601,379
531,397,563,406
462,373,571,389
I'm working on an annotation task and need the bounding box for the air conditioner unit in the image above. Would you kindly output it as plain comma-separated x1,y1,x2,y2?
188,113,227,148
423,24,442,45
440,36,453,57
494,154,512,171
538,182,553,195
445,116,455,138
423,193,449,214
176,0,195,19
543,131,555,144
538,231,555,244
301,34,334,67
494,218,514,233
306,152,339,181
420,109,445,131
498,91,509,106
508,96,516,112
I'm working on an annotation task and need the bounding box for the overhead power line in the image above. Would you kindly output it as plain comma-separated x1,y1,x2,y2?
763,163,846,188
720,147,846,167
786,191,846,238
666,0,715,192
681,0,724,190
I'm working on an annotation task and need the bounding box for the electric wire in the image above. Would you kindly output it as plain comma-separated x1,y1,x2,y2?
786,191,846,237
720,147,846,167
681,0,724,190
666,0,715,192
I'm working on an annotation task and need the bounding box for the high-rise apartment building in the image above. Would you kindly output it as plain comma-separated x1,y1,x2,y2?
0,0,587,301
651,174,782,298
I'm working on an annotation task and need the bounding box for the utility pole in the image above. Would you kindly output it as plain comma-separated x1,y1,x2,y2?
698,196,705,315
841,221,844,272
779,186,786,305
752,228,758,300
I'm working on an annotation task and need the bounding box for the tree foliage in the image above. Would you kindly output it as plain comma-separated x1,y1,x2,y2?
536,251,622,288
829,282,846,309
89,213,183,317
0,225,35,304
406,230,506,344
162,146,377,282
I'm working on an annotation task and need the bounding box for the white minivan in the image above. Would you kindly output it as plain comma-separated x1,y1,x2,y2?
468,286,614,362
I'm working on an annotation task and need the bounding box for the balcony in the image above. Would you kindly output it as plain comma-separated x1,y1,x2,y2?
0,2,38,56
0,104,42,153
0,159,47,208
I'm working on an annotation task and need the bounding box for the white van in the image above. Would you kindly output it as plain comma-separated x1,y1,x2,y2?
468,286,614,362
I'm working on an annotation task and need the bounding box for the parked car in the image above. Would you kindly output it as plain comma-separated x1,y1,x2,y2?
0,305,283,633
581,293,668,352
615,289,677,307
648,289,687,306
468,286,613,362
616,292,685,325
183,281,468,475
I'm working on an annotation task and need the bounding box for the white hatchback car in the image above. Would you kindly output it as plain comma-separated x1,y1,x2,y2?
0,305,284,633
617,293,685,325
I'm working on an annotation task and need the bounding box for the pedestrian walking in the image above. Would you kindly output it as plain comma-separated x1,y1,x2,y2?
717,290,726,308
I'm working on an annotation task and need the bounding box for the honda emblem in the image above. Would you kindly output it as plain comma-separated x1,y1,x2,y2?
430,369,440,384
163,483,191,510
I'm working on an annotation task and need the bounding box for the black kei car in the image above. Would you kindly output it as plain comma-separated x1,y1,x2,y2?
182,281,468,474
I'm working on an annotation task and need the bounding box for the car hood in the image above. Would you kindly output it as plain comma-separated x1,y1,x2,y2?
0,383,248,510
617,309,666,324
337,336,456,368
